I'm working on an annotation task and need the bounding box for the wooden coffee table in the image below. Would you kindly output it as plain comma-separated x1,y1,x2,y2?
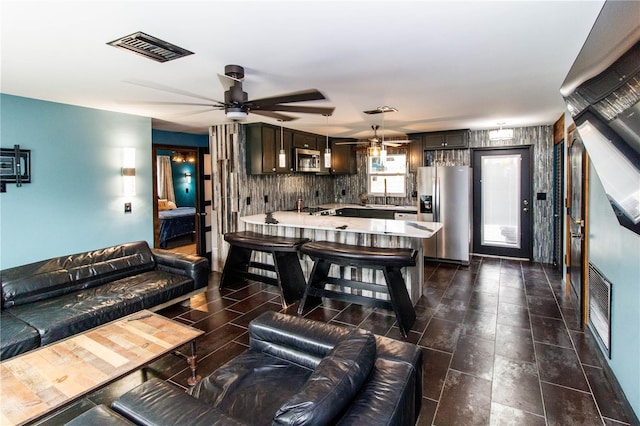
0,310,204,425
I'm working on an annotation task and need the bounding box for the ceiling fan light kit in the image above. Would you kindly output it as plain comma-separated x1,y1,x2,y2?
225,109,248,120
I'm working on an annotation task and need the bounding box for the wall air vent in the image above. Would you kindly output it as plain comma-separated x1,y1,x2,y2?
588,262,612,358
107,31,193,63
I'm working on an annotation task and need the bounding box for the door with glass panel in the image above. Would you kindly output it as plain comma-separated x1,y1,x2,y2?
472,147,532,259
196,146,212,262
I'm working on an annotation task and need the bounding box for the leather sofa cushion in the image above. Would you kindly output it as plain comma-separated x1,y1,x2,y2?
7,270,192,345
1,241,155,308
0,311,40,360
64,405,135,426
273,328,376,425
112,378,247,426
189,351,312,425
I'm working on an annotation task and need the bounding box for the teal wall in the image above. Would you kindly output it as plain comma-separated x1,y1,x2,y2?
152,129,208,147
588,163,640,416
0,94,153,269
157,149,195,207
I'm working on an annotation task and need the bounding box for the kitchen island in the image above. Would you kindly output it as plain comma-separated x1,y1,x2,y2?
240,209,441,305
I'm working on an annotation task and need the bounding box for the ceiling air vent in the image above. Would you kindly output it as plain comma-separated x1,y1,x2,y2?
107,31,193,63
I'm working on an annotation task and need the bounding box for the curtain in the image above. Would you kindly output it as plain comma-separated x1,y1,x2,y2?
157,156,175,203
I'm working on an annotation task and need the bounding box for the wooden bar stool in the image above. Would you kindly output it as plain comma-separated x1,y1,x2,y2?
298,240,417,337
221,231,309,308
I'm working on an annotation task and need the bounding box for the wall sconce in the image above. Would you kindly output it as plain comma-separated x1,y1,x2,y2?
122,147,136,197
172,150,196,163
185,172,192,183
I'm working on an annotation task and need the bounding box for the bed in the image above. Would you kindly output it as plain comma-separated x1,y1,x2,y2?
158,206,196,248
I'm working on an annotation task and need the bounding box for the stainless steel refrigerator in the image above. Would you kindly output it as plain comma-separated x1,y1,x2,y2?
417,166,471,264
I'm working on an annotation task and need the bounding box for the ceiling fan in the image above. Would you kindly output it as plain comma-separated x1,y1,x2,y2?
334,125,414,148
128,64,335,121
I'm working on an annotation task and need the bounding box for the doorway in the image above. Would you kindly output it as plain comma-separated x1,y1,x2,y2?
553,141,565,272
152,145,200,255
567,128,588,327
472,146,533,259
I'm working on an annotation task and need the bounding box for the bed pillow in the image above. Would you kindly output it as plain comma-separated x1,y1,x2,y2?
158,199,169,210
167,201,177,210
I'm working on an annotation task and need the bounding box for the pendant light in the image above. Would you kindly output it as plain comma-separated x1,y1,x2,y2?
278,120,286,168
323,114,332,168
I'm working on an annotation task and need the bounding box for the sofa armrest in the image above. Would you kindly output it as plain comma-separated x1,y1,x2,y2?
152,249,209,290
111,378,247,426
249,312,351,369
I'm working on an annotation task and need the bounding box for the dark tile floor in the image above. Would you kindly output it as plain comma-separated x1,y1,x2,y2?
37,257,638,425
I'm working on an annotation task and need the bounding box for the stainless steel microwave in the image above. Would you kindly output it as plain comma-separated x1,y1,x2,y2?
294,148,321,172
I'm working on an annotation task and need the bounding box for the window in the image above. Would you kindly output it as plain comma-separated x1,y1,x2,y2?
367,152,407,196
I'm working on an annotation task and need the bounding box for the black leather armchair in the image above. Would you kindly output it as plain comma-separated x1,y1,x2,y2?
101,311,422,426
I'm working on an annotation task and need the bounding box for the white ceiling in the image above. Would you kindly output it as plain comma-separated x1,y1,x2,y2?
1,1,605,139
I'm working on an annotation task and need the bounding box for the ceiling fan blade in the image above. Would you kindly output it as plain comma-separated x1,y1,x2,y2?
118,100,222,107
334,141,370,145
248,89,326,107
383,138,416,145
125,79,223,103
256,105,335,115
171,107,221,118
217,73,241,91
251,110,298,122
363,106,398,115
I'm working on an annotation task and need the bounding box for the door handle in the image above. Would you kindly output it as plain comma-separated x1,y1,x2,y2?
571,232,582,238
523,207,529,213
523,200,529,206
575,219,584,226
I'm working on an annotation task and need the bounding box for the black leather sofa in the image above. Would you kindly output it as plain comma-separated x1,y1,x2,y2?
67,311,423,426
0,241,209,360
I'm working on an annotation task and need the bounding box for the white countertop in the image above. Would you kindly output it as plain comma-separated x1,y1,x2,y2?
241,211,441,238
318,203,417,212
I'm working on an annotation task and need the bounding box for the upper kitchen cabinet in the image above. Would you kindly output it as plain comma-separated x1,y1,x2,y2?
408,134,424,172
246,123,293,174
330,141,356,175
422,130,469,149
292,132,317,150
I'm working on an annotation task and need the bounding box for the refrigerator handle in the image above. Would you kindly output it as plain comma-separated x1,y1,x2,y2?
434,177,440,222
